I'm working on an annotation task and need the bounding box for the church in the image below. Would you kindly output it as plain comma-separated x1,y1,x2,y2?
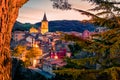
30,13,49,35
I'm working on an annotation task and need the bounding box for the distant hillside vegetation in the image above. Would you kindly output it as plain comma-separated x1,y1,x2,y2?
13,20,95,32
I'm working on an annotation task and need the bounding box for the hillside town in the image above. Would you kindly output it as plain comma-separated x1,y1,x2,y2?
1,0,120,80
11,13,108,79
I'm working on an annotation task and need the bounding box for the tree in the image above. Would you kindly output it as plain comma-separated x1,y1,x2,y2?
12,45,27,59
52,0,120,64
27,47,42,58
24,47,42,67
51,0,120,80
61,33,87,56
51,0,120,28
82,0,120,66
51,0,71,10
0,0,28,80
12,46,42,67
54,67,120,80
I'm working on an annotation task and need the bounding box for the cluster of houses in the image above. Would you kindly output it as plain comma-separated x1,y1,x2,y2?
11,13,108,75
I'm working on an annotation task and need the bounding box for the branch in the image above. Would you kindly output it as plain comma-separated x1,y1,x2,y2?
72,8,100,19
105,2,120,4
86,0,120,4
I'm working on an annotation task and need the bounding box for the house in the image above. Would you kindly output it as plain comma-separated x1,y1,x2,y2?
82,30,91,40
29,27,38,33
95,27,108,33
12,31,26,42
42,58,66,72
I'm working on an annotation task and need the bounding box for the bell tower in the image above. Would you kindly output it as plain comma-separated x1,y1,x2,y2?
40,13,48,35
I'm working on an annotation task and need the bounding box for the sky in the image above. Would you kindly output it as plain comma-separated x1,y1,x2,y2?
17,0,93,24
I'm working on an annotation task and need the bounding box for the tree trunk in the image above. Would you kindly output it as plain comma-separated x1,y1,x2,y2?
0,0,27,80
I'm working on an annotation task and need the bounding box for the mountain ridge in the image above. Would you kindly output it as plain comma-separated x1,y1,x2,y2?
13,20,95,32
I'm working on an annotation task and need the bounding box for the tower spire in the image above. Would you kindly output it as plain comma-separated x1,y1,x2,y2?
40,13,49,34
42,13,47,21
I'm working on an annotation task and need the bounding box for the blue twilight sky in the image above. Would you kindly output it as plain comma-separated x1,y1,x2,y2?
17,0,93,24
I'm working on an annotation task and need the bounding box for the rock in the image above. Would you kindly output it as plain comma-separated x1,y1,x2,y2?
12,58,47,80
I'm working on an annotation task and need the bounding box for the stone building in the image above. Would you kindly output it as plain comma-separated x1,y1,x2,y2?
40,13,49,35
29,13,49,35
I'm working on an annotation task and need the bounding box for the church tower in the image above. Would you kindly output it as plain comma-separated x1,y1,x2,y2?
40,13,48,35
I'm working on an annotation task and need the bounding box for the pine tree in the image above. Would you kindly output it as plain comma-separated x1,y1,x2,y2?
52,0,120,65
51,0,120,80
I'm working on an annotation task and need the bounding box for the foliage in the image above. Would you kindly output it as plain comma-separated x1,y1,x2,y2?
51,0,120,80
51,0,71,10
59,0,120,64
12,46,42,67
61,33,84,42
97,67,120,80
87,0,120,58
64,58,96,69
90,28,120,58
26,47,42,59
24,47,42,67
23,59,32,67
68,43,81,56
61,32,120,69
54,68,99,80
54,67,120,80
12,45,27,58
62,33,93,51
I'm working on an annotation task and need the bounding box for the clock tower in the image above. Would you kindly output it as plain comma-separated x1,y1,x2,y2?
40,13,48,35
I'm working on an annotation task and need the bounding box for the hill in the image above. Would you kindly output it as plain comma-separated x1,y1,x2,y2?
13,20,95,32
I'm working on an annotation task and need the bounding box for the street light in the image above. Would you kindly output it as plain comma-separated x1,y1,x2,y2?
33,59,37,67
54,55,58,59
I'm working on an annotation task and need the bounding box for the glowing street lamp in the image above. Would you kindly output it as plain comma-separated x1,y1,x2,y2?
35,44,39,48
33,59,37,67
54,55,58,59
33,43,39,48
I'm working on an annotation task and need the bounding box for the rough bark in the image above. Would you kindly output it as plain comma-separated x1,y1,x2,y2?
0,0,28,80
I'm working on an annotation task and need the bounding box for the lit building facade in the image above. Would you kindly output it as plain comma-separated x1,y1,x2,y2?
29,27,38,33
29,13,49,34
40,13,49,35
12,31,26,42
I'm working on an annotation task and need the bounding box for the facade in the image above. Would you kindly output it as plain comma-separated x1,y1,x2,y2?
82,30,91,40
95,27,108,32
40,13,49,35
29,27,38,33
29,13,49,35
12,31,26,42
42,61,53,74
